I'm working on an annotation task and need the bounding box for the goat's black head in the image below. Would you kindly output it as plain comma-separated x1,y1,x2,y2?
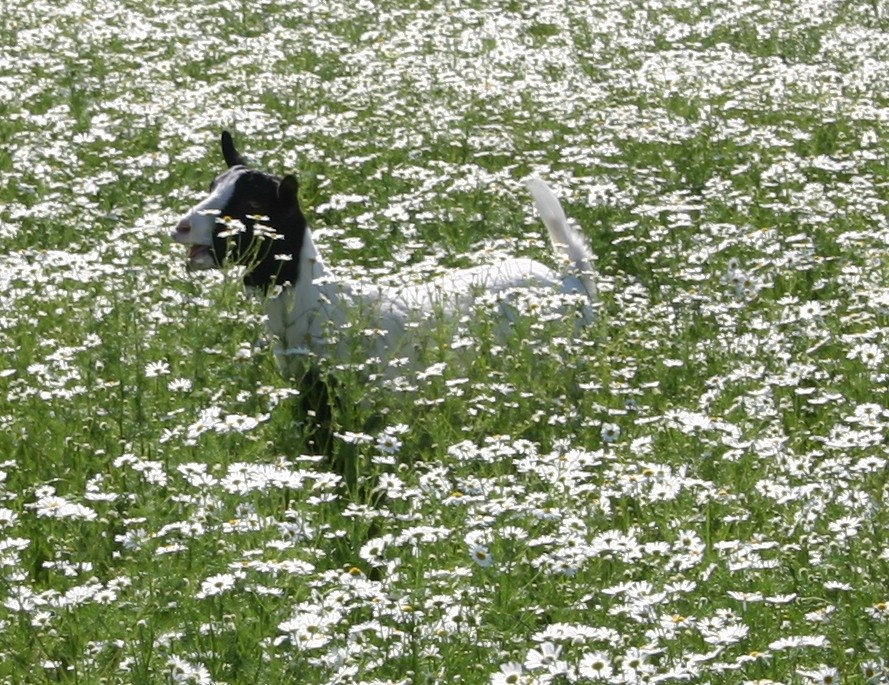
172,131,307,290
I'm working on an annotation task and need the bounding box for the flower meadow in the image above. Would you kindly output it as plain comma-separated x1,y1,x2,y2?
3,0,889,682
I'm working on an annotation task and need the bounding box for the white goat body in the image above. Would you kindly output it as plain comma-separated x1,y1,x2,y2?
171,132,597,377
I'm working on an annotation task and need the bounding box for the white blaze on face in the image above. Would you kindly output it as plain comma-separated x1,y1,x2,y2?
172,168,244,248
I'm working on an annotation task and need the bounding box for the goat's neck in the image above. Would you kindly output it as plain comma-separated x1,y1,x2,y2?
255,228,347,373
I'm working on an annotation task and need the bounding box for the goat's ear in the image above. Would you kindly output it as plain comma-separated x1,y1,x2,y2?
278,174,299,207
221,130,247,168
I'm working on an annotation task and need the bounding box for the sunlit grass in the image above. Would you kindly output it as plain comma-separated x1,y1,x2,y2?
2,0,889,683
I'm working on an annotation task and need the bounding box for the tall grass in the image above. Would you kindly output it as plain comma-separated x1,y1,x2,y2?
2,0,889,683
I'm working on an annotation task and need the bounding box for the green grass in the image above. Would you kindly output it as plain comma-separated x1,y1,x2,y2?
2,0,889,683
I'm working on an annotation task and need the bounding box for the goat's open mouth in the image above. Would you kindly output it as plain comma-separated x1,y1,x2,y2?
185,244,217,271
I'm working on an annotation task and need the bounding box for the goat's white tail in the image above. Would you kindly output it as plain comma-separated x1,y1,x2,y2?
525,178,597,303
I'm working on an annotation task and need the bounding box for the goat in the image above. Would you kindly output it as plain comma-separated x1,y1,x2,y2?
171,131,597,379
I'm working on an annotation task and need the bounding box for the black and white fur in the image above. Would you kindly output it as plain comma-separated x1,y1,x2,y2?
171,132,597,377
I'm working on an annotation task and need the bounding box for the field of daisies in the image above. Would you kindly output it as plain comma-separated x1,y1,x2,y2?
4,0,889,682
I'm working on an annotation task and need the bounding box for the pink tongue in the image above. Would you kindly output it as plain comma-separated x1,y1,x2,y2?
188,245,205,258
